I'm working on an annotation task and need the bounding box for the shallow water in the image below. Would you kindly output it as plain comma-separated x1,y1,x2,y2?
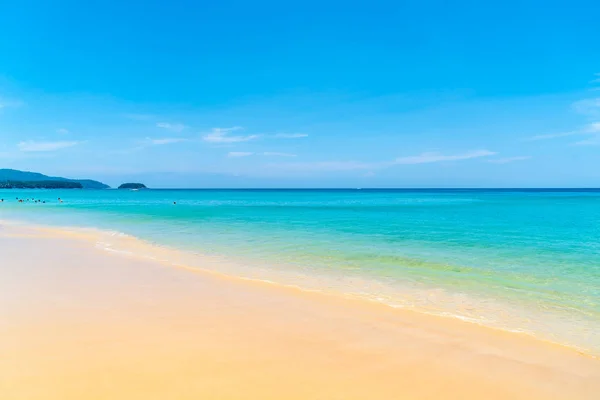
2,189,599,353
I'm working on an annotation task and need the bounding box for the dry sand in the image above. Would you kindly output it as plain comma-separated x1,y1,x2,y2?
1,223,599,399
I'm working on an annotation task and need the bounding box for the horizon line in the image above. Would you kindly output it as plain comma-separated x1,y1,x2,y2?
99,187,600,190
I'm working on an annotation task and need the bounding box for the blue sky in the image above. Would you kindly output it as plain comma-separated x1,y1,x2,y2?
0,0,599,187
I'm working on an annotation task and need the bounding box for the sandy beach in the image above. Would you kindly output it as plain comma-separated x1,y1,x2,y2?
1,222,599,400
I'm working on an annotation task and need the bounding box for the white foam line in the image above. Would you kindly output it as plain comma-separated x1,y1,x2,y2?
2,217,598,358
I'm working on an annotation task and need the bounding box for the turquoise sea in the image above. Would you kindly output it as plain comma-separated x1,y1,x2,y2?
1,189,599,354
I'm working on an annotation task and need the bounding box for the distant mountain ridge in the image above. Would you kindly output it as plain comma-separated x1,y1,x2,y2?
0,169,110,189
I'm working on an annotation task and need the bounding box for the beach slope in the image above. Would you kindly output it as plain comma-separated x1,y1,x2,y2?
1,223,599,399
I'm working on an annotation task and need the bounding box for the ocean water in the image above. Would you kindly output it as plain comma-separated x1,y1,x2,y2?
1,189,599,353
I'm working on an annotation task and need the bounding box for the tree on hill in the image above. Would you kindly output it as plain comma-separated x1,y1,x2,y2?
0,169,109,189
118,183,147,189
0,180,83,189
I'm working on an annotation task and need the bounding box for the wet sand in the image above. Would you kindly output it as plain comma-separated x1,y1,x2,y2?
1,223,599,399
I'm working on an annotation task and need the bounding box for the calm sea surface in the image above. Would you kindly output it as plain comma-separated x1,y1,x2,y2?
2,189,599,353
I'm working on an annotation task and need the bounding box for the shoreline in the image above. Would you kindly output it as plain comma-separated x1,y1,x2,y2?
2,220,600,399
1,217,597,357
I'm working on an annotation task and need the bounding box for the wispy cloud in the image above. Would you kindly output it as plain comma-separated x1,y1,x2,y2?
572,135,600,146
394,150,496,165
584,122,600,132
488,156,532,164
157,122,186,132
228,151,254,157
271,150,495,171
262,152,297,157
271,133,308,139
525,131,580,141
203,127,260,143
144,137,187,145
18,140,79,152
270,161,374,171
525,87,600,142
202,128,307,143
56,128,69,134
572,98,600,117
525,122,600,141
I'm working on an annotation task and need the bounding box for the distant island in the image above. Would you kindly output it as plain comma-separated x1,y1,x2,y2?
118,183,147,189
0,169,109,189
0,180,83,189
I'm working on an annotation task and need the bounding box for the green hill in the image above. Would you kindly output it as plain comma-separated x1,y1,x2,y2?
0,180,83,189
118,183,147,189
0,169,109,189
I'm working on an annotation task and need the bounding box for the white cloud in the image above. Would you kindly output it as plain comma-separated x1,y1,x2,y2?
272,133,308,139
525,90,600,142
271,150,496,172
572,135,600,146
202,128,307,143
488,156,532,164
525,122,600,141
572,98,600,116
393,150,496,165
157,122,186,132
145,137,187,145
228,151,253,157
272,161,374,171
262,152,297,157
200,128,307,143
203,127,260,143
584,122,600,132
18,140,79,152
56,128,69,134
525,131,580,141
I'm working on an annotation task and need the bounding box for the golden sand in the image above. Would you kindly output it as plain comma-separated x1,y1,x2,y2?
1,224,599,399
